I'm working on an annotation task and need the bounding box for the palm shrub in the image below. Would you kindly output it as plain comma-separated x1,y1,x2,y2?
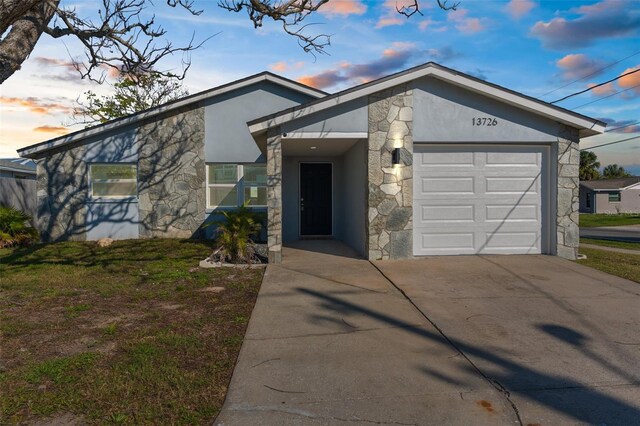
203,204,265,264
0,206,39,248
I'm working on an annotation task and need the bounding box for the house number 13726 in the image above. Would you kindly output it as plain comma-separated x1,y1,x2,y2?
472,117,498,126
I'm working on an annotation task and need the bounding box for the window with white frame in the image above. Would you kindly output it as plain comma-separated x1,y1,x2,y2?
90,164,137,198
207,163,267,208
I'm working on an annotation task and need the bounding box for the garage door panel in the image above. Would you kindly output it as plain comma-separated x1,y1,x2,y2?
485,177,539,194
419,177,474,194
413,144,547,256
418,232,475,251
420,204,474,223
485,204,539,221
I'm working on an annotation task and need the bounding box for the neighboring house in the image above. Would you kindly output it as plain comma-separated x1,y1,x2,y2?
579,177,640,214
18,62,605,261
0,158,37,215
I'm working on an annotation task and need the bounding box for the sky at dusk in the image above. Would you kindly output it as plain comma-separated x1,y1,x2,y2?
1,0,639,173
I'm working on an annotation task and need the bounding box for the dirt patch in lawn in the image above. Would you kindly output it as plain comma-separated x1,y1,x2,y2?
0,239,264,425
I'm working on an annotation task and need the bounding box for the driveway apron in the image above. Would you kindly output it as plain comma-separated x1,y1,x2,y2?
215,241,519,425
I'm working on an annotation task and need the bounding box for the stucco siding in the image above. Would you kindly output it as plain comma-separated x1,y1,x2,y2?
341,140,367,256
592,188,640,213
280,98,368,136
204,81,315,163
413,77,561,143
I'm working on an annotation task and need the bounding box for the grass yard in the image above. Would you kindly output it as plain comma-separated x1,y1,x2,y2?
580,238,640,251
0,239,264,425
577,247,640,283
579,213,640,228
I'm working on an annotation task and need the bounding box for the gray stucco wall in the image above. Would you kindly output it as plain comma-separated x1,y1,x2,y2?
37,144,89,242
341,140,367,256
204,81,315,163
413,77,561,142
591,188,640,213
281,98,368,136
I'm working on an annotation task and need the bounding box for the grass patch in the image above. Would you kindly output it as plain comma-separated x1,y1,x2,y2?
577,247,640,283
0,239,263,424
579,213,640,228
581,238,640,251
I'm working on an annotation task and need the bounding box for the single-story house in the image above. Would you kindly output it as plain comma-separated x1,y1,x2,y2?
0,158,37,215
579,177,640,214
18,62,605,261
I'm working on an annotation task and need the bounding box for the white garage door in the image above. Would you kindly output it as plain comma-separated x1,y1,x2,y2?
413,144,549,256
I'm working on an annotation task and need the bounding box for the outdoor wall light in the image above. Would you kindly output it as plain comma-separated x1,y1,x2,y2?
392,147,401,166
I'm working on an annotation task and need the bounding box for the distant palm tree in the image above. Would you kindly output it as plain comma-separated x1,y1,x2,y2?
602,164,632,179
580,151,600,180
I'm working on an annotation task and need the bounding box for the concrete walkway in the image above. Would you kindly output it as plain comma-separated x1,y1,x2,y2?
216,241,640,425
216,241,518,425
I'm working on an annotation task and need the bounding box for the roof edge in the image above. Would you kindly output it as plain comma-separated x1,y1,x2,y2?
248,62,606,137
18,71,327,158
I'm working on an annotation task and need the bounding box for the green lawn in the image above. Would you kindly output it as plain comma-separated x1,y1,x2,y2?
580,238,640,251
577,247,640,283
0,239,264,425
579,213,640,228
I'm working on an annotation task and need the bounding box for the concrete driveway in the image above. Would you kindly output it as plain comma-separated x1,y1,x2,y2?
216,241,640,425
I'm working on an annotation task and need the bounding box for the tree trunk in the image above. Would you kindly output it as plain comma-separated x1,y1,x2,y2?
0,0,59,84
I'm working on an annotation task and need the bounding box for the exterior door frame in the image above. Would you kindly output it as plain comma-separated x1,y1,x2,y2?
298,161,334,238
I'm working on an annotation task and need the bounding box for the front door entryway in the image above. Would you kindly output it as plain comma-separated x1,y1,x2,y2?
300,162,332,236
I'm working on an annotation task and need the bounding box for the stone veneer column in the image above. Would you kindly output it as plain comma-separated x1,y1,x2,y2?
556,126,580,260
266,129,283,264
367,84,413,260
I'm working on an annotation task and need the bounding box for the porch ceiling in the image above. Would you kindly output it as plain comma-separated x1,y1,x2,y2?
282,137,362,157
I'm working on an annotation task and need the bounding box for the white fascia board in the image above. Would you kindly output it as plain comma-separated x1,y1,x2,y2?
248,67,605,137
621,182,640,190
18,74,325,158
282,131,368,139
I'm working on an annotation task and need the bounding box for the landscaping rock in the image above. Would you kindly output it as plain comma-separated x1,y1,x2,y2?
96,238,113,247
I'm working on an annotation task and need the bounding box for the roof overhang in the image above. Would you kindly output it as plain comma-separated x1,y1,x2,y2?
248,62,606,138
18,72,326,158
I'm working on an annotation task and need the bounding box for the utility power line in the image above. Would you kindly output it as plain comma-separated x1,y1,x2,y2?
573,84,640,109
551,68,640,104
581,135,640,151
605,120,640,133
541,49,640,98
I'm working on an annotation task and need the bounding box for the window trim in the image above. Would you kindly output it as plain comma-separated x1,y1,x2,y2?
585,193,591,208
608,191,621,203
206,163,267,209
89,163,138,200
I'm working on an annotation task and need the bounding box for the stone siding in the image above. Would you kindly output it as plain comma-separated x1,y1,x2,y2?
556,126,580,260
266,130,283,263
36,144,89,242
367,84,414,260
138,105,206,238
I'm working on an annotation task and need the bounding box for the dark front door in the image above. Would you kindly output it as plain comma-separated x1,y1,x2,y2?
300,163,332,236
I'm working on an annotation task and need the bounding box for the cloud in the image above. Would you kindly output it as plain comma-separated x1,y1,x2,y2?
0,96,72,115
588,82,616,96
447,9,486,34
418,18,447,32
269,61,305,73
598,118,640,133
297,43,417,89
618,66,640,95
466,68,489,80
556,54,606,80
318,0,367,17
530,0,640,49
33,125,69,135
505,0,536,20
